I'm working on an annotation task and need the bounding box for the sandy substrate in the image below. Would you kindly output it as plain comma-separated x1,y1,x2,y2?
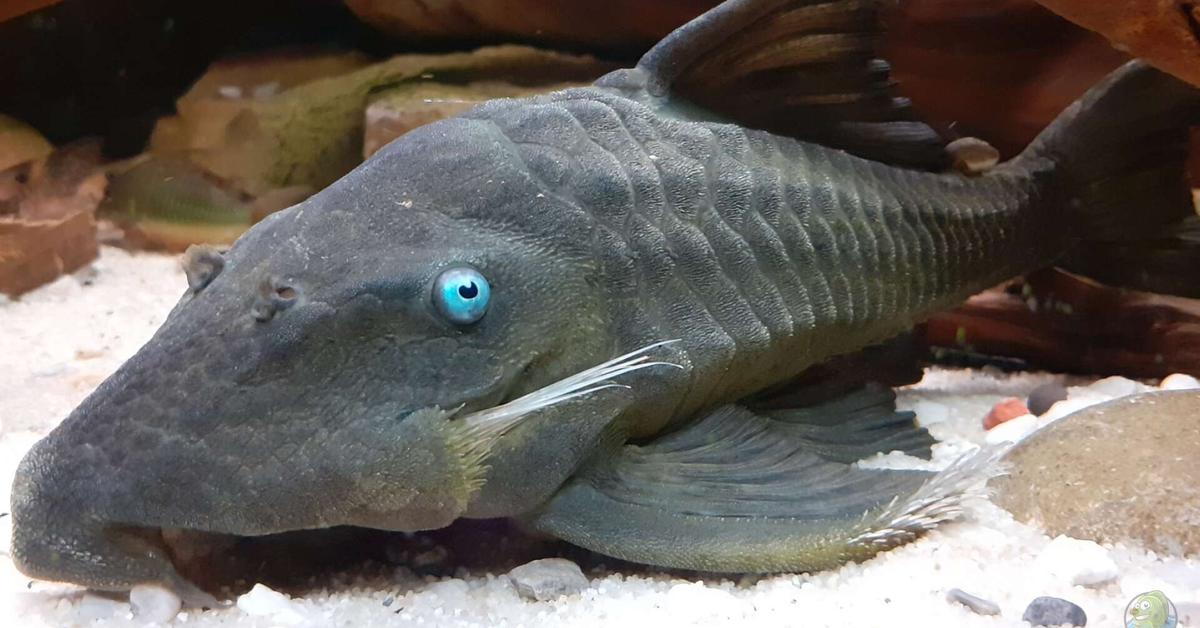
1,246,1198,627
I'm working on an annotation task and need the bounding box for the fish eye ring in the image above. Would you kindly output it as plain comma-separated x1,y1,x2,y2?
432,266,491,325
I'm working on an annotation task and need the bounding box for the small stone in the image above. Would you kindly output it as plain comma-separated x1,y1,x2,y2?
130,584,182,622
1037,536,1119,587
75,594,126,622
1027,383,1069,416
913,400,951,426
984,413,1038,444
1160,373,1200,391
1087,375,1141,398
1022,596,1087,626
236,583,305,625
946,588,1000,615
1041,396,1098,422
983,397,1030,429
506,558,589,602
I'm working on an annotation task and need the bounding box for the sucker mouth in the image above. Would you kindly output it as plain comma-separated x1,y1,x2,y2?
152,525,397,605
95,524,231,608
159,526,240,569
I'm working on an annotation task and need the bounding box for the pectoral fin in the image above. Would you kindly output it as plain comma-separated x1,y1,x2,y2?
760,383,935,463
529,398,994,572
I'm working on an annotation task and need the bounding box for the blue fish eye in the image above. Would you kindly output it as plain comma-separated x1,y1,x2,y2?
433,266,491,325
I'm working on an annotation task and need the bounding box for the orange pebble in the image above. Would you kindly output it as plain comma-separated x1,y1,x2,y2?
984,397,1031,430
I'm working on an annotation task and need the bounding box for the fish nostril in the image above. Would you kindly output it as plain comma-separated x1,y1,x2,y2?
275,286,297,300
252,276,301,322
182,245,225,294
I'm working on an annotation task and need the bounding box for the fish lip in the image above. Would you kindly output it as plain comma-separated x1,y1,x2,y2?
109,524,230,608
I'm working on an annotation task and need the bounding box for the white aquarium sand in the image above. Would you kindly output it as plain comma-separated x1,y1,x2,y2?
1,246,1198,627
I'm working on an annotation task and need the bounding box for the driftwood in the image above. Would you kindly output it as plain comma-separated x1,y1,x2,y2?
342,0,718,52
1033,0,1200,88
921,269,1200,378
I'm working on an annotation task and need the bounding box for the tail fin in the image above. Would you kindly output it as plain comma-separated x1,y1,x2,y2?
1060,214,1200,298
1015,60,1200,296
1019,60,1198,242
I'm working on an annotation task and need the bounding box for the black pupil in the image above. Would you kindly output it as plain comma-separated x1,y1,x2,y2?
458,281,479,299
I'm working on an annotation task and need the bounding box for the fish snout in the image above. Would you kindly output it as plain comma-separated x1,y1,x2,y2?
10,437,222,606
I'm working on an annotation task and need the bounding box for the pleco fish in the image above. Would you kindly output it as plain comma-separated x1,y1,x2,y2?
10,0,1199,606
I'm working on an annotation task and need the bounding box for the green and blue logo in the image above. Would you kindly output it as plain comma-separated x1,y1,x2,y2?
1126,591,1177,628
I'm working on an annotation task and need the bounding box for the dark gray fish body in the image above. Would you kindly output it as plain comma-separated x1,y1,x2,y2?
457,81,1055,434
11,0,1198,602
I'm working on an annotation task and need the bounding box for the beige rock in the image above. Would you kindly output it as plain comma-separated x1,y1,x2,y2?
1034,0,1200,88
148,45,611,198
343,0,713,51
992,390,1200,556
150,50,373,155
0,141,105,295
0,113,53,173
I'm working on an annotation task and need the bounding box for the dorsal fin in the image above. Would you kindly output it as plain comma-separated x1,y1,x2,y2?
634,0,948,170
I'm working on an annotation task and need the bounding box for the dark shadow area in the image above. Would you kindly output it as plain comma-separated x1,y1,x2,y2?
172,519,690,600
0,0,402,156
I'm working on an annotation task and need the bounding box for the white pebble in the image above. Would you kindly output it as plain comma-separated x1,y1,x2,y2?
74,594,127,622
1087,376,1142,398
946,587,1001,615
130,584,181,623
912,400,951,426
984,413,1038,444
236,583,305,625
1160,373,1200,391
1038,535,1119,587
1042,397,1100,422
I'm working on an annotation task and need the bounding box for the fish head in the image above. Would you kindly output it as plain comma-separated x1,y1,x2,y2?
10,117,626,600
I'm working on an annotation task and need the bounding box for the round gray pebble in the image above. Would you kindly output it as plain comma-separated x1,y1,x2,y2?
1027,382,1068,416
946,588,1000,616
1023,596,1087,626
506,558,590,602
